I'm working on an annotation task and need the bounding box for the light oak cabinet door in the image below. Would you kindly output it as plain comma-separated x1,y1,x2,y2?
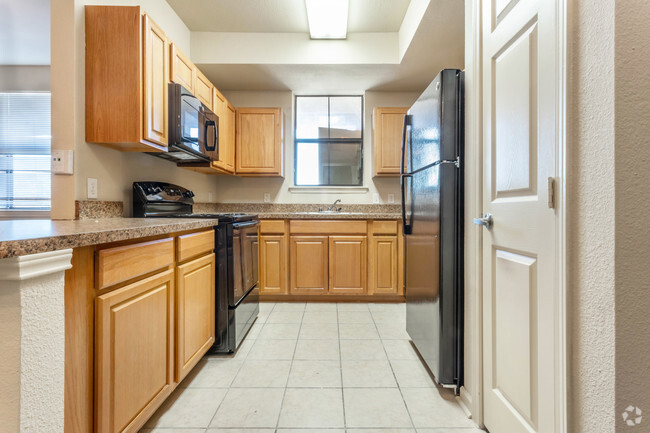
236,107,283,176
143,14,169,147
85,6,168,151
373,107,408,176
95,269,174,433
170,43,195,93
194,69,213,108
329,236,367,295
175,253,215,382
211,88,236,173
259,235,288,294
290,236,328,295
369,235,399,294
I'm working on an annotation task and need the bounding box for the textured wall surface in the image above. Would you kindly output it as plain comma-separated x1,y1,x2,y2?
568,0,616,431
614,1,650,431
0,285,20,433
19,273,66,433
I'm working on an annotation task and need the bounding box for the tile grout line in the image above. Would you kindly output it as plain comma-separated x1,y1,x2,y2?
274,304,304,432
337,303,347,431
372,303,417,430
204,302,276,430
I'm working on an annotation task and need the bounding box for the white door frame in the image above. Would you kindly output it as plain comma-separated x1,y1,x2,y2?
462,0,568,431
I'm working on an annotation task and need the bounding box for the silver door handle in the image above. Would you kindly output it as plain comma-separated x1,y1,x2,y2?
473,213,493,229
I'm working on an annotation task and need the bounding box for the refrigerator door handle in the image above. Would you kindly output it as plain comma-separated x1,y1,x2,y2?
400,173,412,235
400,114,412,175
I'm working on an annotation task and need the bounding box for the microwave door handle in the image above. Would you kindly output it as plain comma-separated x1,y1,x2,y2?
204,120,217,151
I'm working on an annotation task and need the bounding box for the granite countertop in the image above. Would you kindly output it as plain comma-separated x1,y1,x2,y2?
0,218,219,259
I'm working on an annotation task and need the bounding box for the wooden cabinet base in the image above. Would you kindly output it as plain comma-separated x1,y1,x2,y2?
259,294,404,303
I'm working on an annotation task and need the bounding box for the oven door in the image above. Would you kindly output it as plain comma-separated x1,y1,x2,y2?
230,220,260,307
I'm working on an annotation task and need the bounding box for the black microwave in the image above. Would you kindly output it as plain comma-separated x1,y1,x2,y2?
154,83,219,163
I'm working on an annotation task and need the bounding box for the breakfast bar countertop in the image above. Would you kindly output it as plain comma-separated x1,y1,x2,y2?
0,218,219,259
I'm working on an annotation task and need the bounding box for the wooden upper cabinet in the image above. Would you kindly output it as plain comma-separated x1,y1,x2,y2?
194,69,213,108
170,43,195,93
95,269,174,433
143,14,169,147
85,6,169,151
236,107,283,176
373,107,409,176
211,88,236,174
329,236,367,295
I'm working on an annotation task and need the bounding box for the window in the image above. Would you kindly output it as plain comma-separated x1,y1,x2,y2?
295,95,363,186
0,93,51,211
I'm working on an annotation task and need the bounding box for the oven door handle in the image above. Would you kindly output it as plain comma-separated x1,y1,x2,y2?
233,220,260,230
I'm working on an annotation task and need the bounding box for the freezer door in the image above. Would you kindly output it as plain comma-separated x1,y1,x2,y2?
407,75,442,173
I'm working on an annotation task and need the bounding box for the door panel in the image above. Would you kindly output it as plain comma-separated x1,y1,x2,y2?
259,235,288,294
143,15,168,146
482,0,558,432
290,236,328,294
329,236,367,295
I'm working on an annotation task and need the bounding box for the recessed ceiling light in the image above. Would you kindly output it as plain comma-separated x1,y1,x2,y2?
305,0,349,39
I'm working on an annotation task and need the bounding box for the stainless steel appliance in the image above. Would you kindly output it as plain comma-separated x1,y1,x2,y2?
150,83,219,163
132,181,259,353
401,69,464,391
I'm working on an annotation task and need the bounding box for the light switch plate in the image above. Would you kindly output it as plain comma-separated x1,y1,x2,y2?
388,194,395,204
373,193,380,204
51,150,74,175
208,192,213,202
87,178,98,199
263,193,271,203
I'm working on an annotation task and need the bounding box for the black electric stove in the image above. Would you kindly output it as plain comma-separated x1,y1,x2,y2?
133,181,259,353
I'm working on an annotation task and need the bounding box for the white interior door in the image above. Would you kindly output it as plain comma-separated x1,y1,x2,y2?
480,0,561,432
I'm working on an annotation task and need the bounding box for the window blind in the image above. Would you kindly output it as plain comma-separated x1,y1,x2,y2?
0,92,51,210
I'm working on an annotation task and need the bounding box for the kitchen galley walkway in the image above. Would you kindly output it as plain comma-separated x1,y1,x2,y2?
141,302,482,433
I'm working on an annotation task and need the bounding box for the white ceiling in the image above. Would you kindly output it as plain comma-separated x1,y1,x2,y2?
0,0,50,65
165,0,411,33
183,0,464,92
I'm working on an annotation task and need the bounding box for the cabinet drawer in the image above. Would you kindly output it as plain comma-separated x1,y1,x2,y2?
96,238,174,289
371,220,398,235
260,220,285,234
289,220,367,235
176,230,214,262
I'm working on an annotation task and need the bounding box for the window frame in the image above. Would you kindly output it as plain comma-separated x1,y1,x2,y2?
293,94,364,187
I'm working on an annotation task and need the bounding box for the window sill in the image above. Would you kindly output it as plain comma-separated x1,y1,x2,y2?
0,210,51,220
288,187,369,194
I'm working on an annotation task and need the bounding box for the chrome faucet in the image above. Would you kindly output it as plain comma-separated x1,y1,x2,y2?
326,199,341,212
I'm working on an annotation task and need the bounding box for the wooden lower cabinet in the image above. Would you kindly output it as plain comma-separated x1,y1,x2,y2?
259,235,288,294
369,235,399,294
95,269,175,433
329,236,367,294
175,254,215,382
290,236,329,295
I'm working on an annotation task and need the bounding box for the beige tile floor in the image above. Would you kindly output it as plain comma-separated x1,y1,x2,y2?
141,302,483,433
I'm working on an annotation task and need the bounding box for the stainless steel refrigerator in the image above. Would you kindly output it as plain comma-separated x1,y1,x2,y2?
402,69,464,391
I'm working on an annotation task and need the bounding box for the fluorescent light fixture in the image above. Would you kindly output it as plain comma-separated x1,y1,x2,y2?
305,0,349,39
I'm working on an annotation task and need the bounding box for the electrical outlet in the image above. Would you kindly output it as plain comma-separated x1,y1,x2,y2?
373,193,380,204
263,193,271,203
388,194,395,204
208,192,213,202
52,150,74,175
87,178,98,199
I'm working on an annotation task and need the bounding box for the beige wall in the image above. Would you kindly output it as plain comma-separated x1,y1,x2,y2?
217,90,419,204
569,0,616,431
614,1,650,431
